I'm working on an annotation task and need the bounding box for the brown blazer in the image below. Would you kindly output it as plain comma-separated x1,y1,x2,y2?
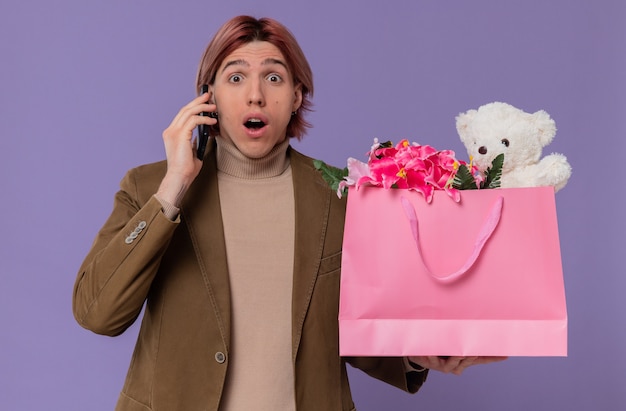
73,139,426,411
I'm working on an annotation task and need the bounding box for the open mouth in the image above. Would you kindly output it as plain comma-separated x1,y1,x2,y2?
245,118,266,129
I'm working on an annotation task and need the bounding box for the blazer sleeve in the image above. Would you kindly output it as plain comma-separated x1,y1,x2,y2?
345,356,428,393
72,166,178,336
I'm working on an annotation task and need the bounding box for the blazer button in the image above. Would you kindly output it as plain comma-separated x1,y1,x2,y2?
215,352,226,364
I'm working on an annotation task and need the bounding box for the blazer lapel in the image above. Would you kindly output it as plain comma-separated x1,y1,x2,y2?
180,138,231,350
290,148,332,359
177,142,331,357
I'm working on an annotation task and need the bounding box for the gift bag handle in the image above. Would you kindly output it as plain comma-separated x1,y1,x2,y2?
400,195,504,284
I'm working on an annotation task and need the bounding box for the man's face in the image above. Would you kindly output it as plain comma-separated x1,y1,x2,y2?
211,41,303,159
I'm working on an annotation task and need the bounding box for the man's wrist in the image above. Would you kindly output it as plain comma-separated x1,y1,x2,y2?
154,194,180,220
156,174,190,208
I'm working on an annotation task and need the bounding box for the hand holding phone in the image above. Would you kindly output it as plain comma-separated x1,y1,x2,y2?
196,85,216,160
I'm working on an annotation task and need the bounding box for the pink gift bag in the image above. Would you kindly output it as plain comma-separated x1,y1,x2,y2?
339,186,567,357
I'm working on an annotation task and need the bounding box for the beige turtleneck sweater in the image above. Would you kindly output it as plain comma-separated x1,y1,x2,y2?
215,137,296,411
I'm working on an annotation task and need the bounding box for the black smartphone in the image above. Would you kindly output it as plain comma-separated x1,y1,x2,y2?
196,84,211,160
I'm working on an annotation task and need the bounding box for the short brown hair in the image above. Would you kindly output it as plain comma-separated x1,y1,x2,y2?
196,16,313,139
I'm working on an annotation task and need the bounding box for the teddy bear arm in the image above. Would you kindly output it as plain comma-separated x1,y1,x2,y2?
534,154,572,191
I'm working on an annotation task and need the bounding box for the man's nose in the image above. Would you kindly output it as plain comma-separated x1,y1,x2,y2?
247,80,265,106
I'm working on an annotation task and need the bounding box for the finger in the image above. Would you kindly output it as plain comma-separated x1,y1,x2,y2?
185,113,217,133
171,103,215,129
170,93,215,126
453,356,505,375
471,356,508,365
190,92,215,114
439,356,465,373
450,357,474,375
426,356,444,370
184,90,211,109
460,356,478,369
164,110,216,142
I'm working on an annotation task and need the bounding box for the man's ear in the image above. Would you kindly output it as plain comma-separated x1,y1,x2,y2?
208,84,216,104
293,83,303,112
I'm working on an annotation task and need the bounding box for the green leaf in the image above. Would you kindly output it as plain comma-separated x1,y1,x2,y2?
481,153,504,189
452,164,479,190
313,160,349,195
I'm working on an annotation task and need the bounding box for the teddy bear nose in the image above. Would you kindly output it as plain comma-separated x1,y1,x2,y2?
478,146,488,155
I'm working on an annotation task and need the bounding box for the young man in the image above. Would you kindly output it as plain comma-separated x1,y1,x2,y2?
73,15,502,411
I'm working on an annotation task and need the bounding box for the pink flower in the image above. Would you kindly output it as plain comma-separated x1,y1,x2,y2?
337,158,370,198
338,138,486,202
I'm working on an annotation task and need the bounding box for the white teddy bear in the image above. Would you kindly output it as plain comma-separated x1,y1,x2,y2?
456,102,571,192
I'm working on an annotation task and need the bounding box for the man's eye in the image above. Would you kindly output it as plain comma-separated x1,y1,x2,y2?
267,74,282,82
229,74,242,83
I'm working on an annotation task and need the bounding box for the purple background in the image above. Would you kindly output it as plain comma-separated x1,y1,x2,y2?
1,1,625,410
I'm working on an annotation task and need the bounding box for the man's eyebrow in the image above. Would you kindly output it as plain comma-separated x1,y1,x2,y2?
221,58,288,73
221,59,248,72
262,58,288,70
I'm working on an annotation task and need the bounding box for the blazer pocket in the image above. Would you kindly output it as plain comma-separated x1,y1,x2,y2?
318,250,342,277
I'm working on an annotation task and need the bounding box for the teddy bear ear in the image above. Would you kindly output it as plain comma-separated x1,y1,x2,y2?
532,110,557,146
456,109,477,143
